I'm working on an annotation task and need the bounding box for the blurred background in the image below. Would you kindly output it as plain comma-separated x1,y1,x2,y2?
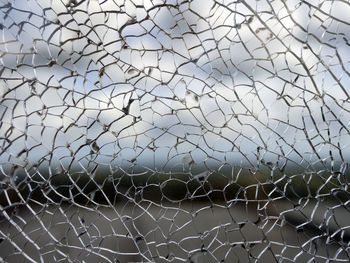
0,0,350,262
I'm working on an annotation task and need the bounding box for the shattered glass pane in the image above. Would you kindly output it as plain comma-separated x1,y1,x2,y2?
1,0,350,262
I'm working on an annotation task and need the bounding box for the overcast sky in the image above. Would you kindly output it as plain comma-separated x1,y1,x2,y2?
1,0,350,175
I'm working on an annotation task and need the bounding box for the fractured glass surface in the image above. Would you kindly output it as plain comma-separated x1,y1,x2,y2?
0,0,350,262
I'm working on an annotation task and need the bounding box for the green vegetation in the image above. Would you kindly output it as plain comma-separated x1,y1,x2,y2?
2,164,348,208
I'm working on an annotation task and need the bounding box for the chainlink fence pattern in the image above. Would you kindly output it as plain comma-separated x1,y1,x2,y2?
0,0,350,262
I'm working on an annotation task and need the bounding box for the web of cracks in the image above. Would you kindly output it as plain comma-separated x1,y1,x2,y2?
0,0,350,262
